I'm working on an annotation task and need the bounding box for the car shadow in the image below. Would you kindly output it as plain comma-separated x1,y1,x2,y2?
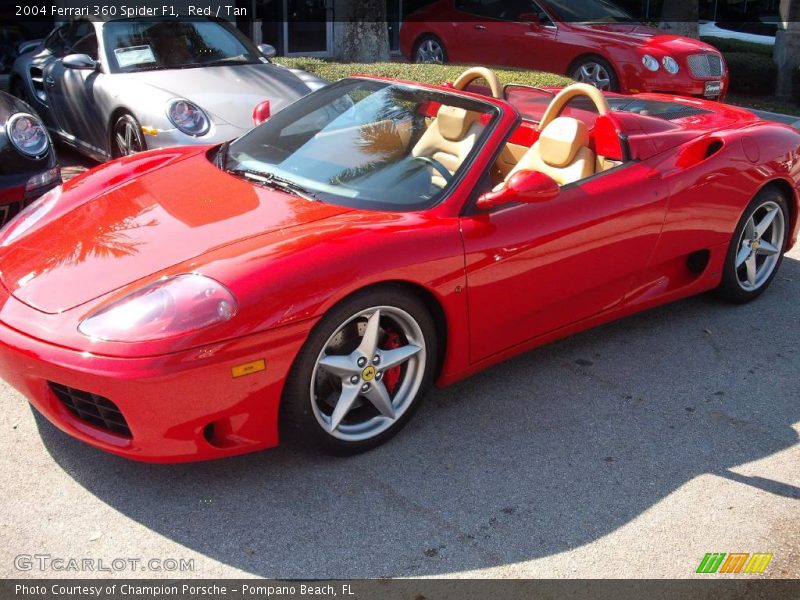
32,256,800,577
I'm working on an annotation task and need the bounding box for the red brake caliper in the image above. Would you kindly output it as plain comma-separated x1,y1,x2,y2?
382,330,403,395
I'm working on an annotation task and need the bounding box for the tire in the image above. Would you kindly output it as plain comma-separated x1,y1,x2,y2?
280,286,438,454
716,186,789,303
570,56,619,92
111,113,147,158
413,34,448,64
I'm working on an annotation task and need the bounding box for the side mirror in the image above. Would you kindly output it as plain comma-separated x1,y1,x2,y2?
519,12,542,27
252,99,271,126
16,39,43,55
62,54,97,70
257,43,277,58
476,170,559,211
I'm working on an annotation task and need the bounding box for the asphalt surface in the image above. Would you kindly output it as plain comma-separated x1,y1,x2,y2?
1,151,799,580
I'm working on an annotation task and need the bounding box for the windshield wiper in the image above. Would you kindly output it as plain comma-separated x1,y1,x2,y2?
228,168,319,201
203,57,254,67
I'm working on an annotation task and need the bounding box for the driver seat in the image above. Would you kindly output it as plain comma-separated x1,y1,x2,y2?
412,105,481,188
504,116,595,187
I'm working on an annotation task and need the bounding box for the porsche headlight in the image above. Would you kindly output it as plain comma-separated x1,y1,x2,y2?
662,56,680,74
167,99,210,136
78,274,237,342
642,54,660,72
6,112,50,157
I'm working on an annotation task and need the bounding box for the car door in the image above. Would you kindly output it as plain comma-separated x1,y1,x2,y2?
460,161,669,363
45,21,105,154
452,0,559,70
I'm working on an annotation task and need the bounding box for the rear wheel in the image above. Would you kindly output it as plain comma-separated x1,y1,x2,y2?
111,113,146,158
281,287,437,454
414,35,447,64
716,187,789,303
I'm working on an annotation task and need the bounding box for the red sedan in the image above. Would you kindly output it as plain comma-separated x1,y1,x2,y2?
401,0,729,99
0,67,796,462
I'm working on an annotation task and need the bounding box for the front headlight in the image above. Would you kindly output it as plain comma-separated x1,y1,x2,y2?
0,186,60,243
6,112,50,157
642,54,660,72
167,99,210,136
662,56,680,74
78,274,237,342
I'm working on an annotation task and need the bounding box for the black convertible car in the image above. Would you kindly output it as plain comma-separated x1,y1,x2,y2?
0,90,60,228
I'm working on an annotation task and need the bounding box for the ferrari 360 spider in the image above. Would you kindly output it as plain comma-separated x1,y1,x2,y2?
0,67,797,461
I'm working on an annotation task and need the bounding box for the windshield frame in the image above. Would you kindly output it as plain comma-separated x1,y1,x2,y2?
100,17,262,74
221,77,506,213
539,0,638,24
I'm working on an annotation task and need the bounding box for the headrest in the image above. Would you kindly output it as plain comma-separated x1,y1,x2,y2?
538,117,590,168
436,105,478,141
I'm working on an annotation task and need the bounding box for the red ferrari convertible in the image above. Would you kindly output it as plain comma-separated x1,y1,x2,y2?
401,0,730,99
0,67,797,462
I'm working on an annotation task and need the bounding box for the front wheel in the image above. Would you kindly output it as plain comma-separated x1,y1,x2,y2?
570,57,619,92
111,113,146,158
716,187,789,303
281,287,437,454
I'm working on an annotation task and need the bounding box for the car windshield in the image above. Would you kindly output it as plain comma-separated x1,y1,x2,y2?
102,19,260,73
541,0,636,23
222,78,499,211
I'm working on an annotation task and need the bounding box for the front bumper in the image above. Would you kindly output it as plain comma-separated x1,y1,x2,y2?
620,63,729,100
0,315,311,462
142,121,247,152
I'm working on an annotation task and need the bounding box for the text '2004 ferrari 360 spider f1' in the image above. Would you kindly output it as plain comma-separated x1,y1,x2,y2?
0,67,798,462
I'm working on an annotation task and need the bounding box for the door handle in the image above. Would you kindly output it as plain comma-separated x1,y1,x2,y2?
474,25,487,30
45,76,55,87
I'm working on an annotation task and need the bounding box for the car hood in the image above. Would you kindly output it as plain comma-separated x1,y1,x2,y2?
573,23,720,55
0,147,350,314
123,63,316,130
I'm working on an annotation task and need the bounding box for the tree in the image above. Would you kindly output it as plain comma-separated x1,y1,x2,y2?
774,0,800,100
658,1,699,39
333,0,390,62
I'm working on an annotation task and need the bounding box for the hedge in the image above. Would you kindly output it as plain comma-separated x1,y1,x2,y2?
701,36,773,57
276,57,574,88
723,52,777,95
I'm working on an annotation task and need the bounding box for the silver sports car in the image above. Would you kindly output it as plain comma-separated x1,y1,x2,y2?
10,18,327,161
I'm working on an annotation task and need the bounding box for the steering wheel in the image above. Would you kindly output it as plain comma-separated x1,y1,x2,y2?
452,67,504,99
538,83,610,130
411,155,453,184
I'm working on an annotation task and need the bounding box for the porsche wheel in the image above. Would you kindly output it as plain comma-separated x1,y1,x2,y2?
414,35,447,64
281,287,437,454
717,187,788,303
111,113,146,158
570,57,619,92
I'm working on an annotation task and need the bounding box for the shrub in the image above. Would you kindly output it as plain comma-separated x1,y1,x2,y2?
276,57,574,88
701,36,773,57
723,52,776,95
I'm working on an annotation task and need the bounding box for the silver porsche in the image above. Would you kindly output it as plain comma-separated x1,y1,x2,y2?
10,18,327,161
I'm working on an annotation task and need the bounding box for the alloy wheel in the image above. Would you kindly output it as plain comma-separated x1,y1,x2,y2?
574,62,612,91
734,200,785,291
416,39,444,64
310,306,427,442
114,116,144,156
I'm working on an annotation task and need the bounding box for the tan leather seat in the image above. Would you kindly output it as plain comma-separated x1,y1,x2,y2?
412,105,482,188
504,116,595,187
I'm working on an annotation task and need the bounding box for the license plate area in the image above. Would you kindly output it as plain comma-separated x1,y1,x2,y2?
704,81,722,98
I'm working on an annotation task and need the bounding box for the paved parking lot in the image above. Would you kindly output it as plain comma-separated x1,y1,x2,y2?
1,151,799,579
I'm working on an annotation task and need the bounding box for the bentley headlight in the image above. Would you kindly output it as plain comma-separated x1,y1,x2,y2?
662,56,680,74
7,112,50,157
642,54,660,72
167,99,210,136
79,274,237,342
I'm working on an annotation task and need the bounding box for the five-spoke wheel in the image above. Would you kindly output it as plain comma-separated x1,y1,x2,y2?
414,35,447,64
718,187,788,302
281,288,436,453
570,57,619,92
112,113,146,158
